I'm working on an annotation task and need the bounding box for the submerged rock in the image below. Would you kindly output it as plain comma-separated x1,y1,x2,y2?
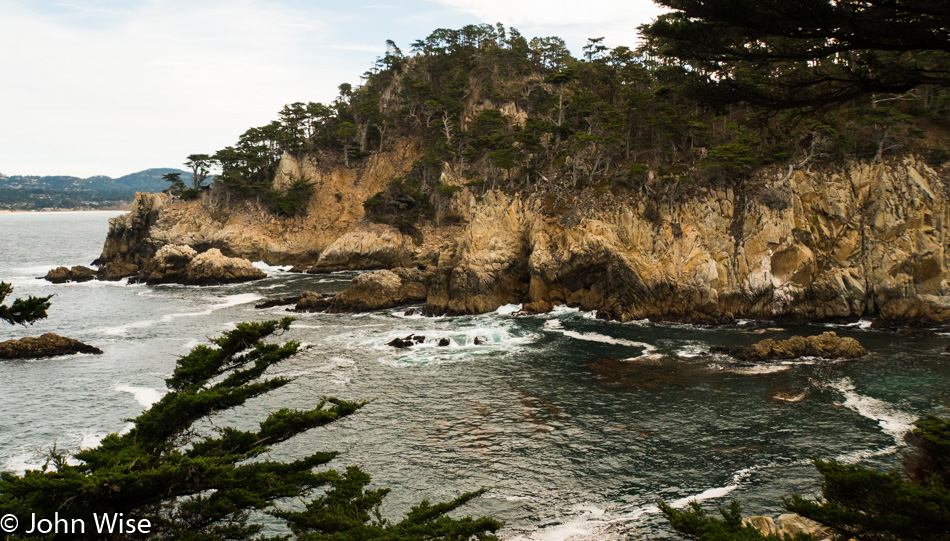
474,335,488,345
0,333,103,360
44,265,96,284
711,331,868,362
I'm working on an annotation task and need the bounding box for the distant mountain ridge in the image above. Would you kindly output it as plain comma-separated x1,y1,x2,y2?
0,168,186,210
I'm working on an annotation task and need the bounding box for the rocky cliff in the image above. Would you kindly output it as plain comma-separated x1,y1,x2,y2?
95,153,950,325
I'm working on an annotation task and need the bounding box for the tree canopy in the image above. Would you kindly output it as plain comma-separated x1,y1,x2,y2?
640,0,950,109
0,318,501,540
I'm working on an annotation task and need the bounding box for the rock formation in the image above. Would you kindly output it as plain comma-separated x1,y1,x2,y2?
743,514,832,540
138,245,265,286
712,331,868,361
0,333,103,360
44,265,96,284
95,155,950,324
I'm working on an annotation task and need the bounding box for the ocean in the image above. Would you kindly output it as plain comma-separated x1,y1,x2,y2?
1,210,948,539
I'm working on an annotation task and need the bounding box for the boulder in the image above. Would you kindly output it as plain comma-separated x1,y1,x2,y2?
44,265,96,284
294,291,332,312
742,516,779,537
329,267,429,312
185,248,266,286
0,333,103,360
387,337,414,349
138,245,265,286
777,514,833,540
438,337,451,346
474,335,488,345
711,331,868,362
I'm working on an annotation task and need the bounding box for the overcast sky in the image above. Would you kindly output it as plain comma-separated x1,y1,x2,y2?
0,0,666,178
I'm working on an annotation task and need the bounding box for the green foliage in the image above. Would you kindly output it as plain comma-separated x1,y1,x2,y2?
640,0,950,110
364,177,434,235
0,281,51,326
266,179,315,218
185,154,213,191
0,319,500,540
661,500,814,541
665,415,950,541
162,172,186,196
436,184,460,196
786,415,950,541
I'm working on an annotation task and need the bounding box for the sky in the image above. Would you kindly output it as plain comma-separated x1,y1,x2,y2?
0,0,666,178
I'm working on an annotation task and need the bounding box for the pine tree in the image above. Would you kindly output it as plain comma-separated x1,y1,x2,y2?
0,281,51,326
0,318,501,540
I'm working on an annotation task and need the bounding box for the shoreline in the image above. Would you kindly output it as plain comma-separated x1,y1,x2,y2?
0,208,129,214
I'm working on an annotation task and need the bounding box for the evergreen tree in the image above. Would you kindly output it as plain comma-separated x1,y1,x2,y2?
0,318,501,540
662,415,950,541
641,0,950,109
0,281,51,326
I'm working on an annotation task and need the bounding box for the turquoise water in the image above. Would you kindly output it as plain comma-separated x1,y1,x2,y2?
1,211,948,539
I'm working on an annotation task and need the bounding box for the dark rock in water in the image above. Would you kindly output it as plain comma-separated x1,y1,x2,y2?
0,333,103,360
96,261,139,281
387,337,414,349
404,308,417,316
711,331,868,362
294,291,333,312
44,265,96,284
412,335,425,343
438,338,451,347
473,336,488,345
255,296,301,309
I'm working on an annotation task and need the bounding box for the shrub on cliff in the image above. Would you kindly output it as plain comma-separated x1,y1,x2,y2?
266,179,315,217
0,318,501,540
662,415,950,541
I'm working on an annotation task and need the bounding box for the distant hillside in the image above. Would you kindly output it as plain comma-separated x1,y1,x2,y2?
0,168,187,210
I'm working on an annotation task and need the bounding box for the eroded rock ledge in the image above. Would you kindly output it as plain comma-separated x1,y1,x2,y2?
0,334,103,360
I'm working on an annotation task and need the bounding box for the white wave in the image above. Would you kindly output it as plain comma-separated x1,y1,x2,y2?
544,320,657,354
116,385,165,409
3,452,44,475
511,467,757,541
99,293,261,335
252,261,293,274
725,364,793,375
496,303,523,315
835,445,900,464
79,431,107,450
828,378,917,444
508,506,615,541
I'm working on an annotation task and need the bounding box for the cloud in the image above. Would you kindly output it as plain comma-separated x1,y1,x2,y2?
0,0,360,177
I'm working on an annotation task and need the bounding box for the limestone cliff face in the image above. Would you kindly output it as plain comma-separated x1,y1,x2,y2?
97,155,950,324
425,157,948,324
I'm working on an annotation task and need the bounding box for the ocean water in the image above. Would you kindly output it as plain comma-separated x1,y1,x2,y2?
1,211,949,539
